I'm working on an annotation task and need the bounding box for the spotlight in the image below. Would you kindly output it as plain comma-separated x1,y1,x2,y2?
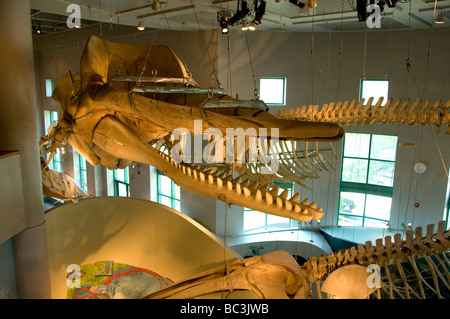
248,21,256,31
241,19,249,31
137,21,145,31
220,17,229,34
289,0,305,8
435,11,445,24
228,0,251,26
33,24,42,35
151,0,161,11
307,0,317,8
385,0,399,8
253,0,266,25
356,0,367,22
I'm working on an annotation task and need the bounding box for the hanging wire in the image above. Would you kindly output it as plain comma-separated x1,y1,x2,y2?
335,0,345,102
189,0,221,88
244,31,259,100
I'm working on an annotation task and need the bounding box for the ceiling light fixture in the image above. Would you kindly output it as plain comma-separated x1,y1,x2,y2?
289,0,305,8
137,21,145,30
307,0,317,8
241,19,249,31
252,0,266,25
248,21,256,31
220,17,229,34
151,0,161,11
228,0,250,26
33,23,42,35
435,11,445,24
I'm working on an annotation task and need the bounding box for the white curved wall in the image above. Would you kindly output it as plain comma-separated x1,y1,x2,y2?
45,197,241,298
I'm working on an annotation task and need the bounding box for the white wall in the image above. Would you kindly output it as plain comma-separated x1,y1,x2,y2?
33,25,450,247
217,27,450,233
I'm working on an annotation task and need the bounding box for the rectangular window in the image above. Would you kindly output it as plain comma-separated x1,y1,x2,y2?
243,183,295,232
79,155,88,192
157,170,180,210
44,110,62,172
259,77,286,105
360,79,389,106
45,79,54,97
114,167,130,197
338,133,398,227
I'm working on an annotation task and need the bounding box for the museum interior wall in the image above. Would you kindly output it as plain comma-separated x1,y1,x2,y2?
32,24,450,235
0,7,448,298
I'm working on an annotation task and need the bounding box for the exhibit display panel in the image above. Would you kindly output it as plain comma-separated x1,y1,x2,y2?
45,197,241,298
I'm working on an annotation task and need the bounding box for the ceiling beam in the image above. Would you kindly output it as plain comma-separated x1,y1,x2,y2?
137,5,195,19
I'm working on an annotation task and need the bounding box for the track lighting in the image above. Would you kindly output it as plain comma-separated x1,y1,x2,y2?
252,0,266,25
435,11,445,24
248,21,256,31
228,0,250,26
288,0,305,8
137,21,145,31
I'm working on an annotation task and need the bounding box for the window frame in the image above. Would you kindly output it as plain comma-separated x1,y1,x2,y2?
113,167,130,197
337,132,398,227
259,77,287,106
78,154,88,192
157,170,180,210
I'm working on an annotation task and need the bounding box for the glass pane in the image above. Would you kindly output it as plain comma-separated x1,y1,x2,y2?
339,192,366,216
368,160,395,186
174,200,181,211
243,210,266,231
173,183,181,200
370,135,397,161
338,214,363,227
117,183,128,197
259,78,285,105
344,133,370,158
158,195,172,207
364,218,389,228
266,214,291,227
114,169,125,182
360,80,389,105
342,158,368,183
364,194,392,221
45,79,54,97
158,174,173,197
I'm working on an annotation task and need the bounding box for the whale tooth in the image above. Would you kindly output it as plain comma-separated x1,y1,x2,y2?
285,199,292,210
243,186,251,197
309,201,317,209
269,186,279,196
199,171,205,182
300,198,309,206
276,197,283,208
208,174,214,184
227,180,233,190
255,189,263,201
187,167,192,176
294,204,301,213
266,192,273,204
279,189,289,200
290,192,300,202
193,170,198,180
216,177,223,187
236,183,242,194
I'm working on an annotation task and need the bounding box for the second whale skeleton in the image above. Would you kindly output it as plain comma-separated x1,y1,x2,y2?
40,35,450,223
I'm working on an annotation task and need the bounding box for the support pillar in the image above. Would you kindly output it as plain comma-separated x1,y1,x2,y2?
0,1,51,298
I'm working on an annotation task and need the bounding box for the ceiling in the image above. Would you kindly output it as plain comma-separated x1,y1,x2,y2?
29,0,450,37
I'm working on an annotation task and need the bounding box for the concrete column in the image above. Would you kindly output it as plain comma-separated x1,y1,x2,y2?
0,1,51,298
